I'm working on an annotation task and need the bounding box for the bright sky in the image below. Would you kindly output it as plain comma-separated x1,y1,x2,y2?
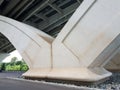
2,50,22,63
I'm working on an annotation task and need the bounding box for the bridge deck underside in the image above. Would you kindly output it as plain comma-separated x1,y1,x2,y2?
0,0,83,53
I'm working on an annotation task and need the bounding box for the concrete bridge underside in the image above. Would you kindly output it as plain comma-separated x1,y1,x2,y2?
0,0,120,82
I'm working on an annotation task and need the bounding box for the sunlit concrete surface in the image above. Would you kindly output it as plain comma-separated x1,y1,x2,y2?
0,0,120,82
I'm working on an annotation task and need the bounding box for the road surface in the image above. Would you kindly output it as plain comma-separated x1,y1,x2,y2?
0,71,99,90
0,78,98,90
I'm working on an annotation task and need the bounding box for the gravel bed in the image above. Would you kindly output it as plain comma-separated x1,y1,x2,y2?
85,72,120,90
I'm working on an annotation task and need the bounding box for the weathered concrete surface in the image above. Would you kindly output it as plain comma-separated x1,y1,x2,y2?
0,0,120,82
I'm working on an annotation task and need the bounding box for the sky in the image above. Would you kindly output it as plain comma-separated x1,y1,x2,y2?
2,50,22,63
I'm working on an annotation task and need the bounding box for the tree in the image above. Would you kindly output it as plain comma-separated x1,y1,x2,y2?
20,64,29,71
0,57,29,71
15,61,22,65
1,63,6,71
10,57,18,65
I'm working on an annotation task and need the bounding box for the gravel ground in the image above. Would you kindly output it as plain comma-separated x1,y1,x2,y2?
90,72,120,90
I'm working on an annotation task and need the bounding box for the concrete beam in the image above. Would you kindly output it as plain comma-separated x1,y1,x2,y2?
6,48,15,53
76,0,83,4
44,13,72,33
0,42,10,50
48,2,63,15
0,0,4,5
0,43,13,52
23,0,49,21
14,0,35,19
38,2,79,30
42,0,71,16
8,0,30,17
34,14,48,21
2,0,21,15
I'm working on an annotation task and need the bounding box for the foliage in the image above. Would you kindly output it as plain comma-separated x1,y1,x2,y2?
0,57,29,71
10,57,17,65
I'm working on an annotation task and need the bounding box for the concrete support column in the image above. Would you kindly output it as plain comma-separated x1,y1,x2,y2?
50,0,120,81
0,15,54,78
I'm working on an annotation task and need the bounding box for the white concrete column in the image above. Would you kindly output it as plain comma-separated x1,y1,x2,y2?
50,0,120,81
0,15,54,78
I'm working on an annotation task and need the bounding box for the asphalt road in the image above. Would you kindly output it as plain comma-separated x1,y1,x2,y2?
0,71,99,90
0,71,24,78
0,78,96,90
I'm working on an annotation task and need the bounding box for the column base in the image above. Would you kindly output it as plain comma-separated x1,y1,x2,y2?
23,67,112,82
22,68,51,78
